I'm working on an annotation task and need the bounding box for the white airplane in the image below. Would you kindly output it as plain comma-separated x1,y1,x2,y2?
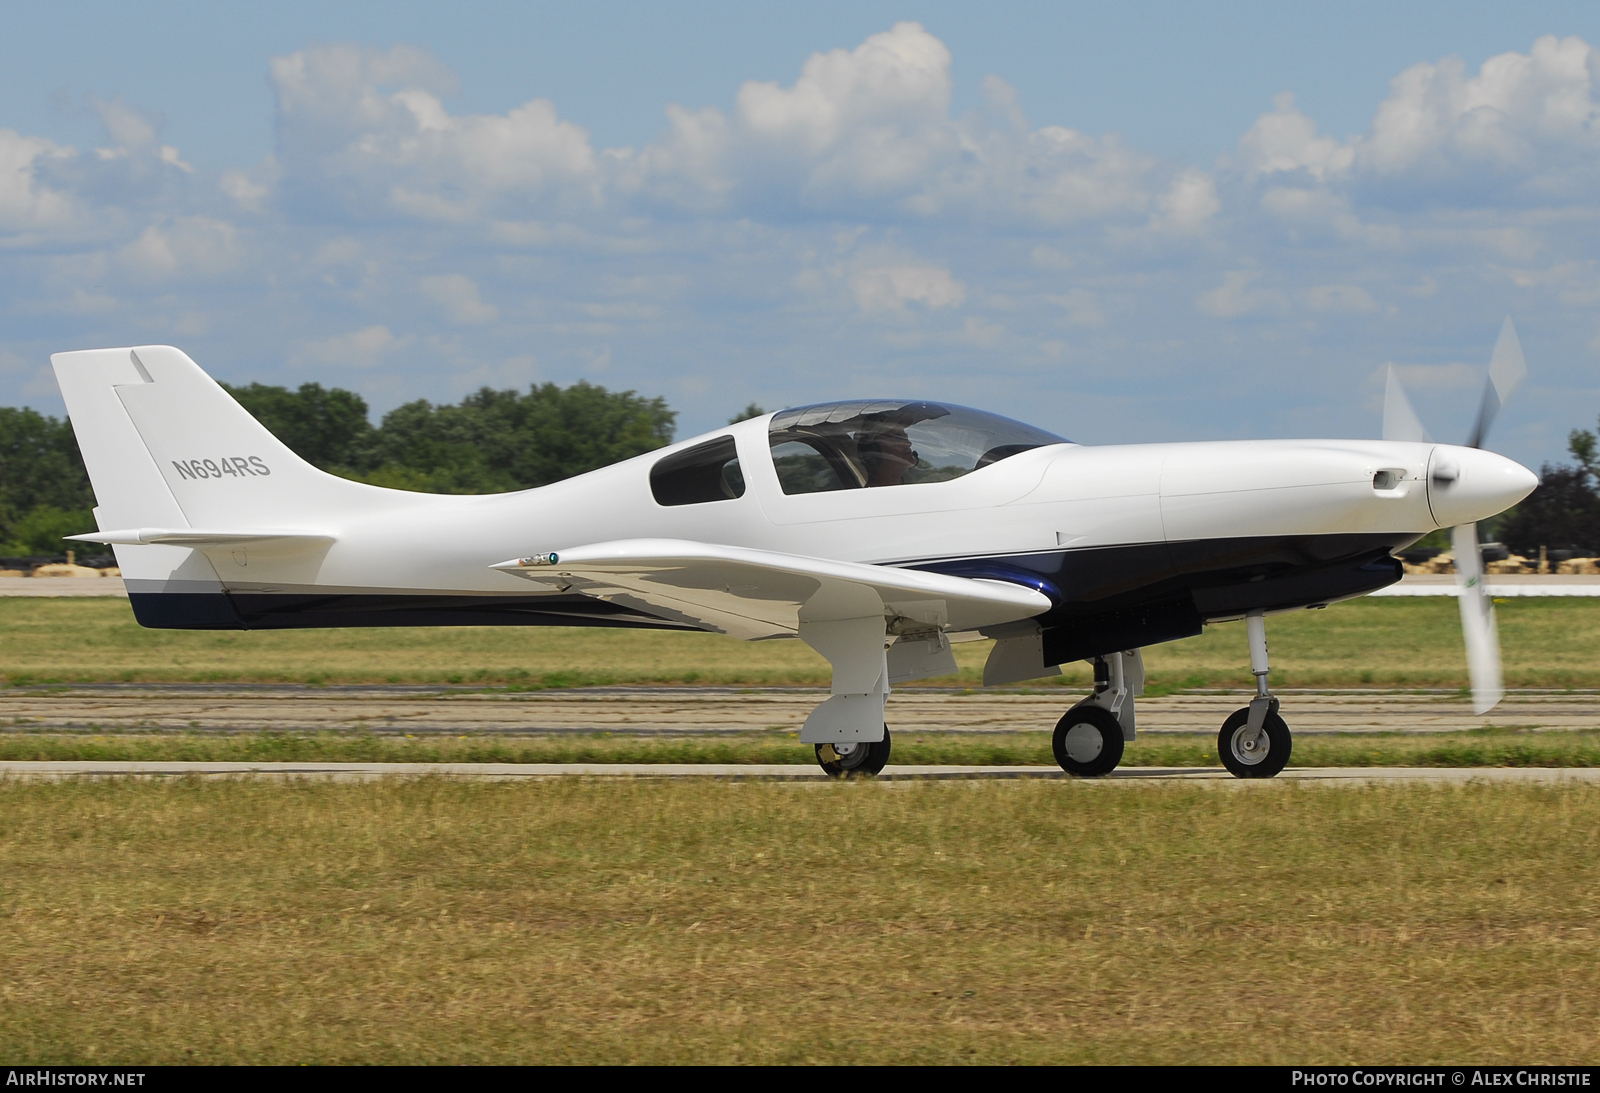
52,323,1537,778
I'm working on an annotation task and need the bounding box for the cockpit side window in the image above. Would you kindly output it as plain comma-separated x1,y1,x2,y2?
770,439,860,494
767,400,1067,495
650,436,745,506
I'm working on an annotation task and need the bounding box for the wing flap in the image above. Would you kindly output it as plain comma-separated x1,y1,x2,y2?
491,538,1051,640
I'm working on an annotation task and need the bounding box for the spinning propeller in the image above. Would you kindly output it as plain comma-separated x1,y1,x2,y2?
1383,318,1528,714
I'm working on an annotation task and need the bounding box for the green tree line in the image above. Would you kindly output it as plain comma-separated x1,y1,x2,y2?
0,381,677,556
1497,418,1600,556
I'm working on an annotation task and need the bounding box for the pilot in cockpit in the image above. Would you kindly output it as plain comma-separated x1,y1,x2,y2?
857,425,919,487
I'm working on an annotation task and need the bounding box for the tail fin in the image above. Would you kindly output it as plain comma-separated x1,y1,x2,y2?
51,345,373,592
54,345,372,529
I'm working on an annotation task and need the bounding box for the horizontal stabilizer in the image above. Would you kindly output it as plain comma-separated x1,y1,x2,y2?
491,538,1051,640
67,528,336,547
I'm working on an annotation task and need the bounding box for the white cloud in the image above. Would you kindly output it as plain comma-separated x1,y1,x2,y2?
117,217,240,276
270,44,599,218
850,263,965,314
1153,168,1220,231
291,325,415,369
220,158,278,213
1361,36,1600,181
420,274,497,324
249,27,1162,229
89,96,160,152
1197,271,1288,318
1235,36,1600,206
85,96,192,174
623,22,1157,224
1237,93,1355,181
737,23,952,153
0,129,76,231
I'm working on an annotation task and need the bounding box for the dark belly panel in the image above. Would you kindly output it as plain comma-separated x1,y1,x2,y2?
911,532,1409,665
128,590,700,632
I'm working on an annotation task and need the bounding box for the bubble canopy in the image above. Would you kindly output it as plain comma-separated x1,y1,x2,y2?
767,400,1070,495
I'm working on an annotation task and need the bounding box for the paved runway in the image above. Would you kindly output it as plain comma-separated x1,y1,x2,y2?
3,760,1598,782
4,685,1598,735
0,576,126,596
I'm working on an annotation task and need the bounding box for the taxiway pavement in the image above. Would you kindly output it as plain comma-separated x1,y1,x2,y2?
2,760,1597,782
3,685,1598,736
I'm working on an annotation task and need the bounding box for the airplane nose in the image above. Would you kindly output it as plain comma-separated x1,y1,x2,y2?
1426,445,1539,528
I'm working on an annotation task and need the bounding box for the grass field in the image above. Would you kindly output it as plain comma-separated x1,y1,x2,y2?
2,778,1596,1064
5,727,1600,767
5,595,1600,689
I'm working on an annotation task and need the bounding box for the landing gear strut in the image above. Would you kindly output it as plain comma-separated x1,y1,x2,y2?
816,726,891,776
1218,610,1292,779
1053,650,1141,777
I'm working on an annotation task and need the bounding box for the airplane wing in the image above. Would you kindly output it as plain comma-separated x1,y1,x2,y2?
67,528,335,547
490,538,1051,640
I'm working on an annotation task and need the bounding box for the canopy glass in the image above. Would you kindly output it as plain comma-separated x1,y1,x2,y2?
767,400,1068,495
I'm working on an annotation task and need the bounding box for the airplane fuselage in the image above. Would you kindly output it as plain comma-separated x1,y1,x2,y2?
122,413,1525,666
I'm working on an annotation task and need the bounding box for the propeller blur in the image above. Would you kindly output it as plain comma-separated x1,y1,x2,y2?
54,337,1538,778
1387,317,1532,715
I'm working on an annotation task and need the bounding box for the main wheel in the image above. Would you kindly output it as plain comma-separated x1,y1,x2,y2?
815,726,891,777
1052,705,1125,777
1217,707,1292,779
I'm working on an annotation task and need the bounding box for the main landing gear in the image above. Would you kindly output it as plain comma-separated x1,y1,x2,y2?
1216,610,1292,779
1053,705,1124,777
815,727,892,776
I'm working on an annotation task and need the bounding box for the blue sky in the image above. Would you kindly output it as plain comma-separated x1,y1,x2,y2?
5,2,1600,469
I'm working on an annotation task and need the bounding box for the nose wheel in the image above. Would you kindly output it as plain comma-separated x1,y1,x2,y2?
815,726,891,776
1217,707,1292,778
1219,609,1293,779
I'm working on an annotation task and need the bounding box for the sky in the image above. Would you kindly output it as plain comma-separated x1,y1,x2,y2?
5,1,1600,470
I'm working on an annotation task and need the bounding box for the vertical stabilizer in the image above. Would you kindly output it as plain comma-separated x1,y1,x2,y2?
50,345,381,620
50,347,222,597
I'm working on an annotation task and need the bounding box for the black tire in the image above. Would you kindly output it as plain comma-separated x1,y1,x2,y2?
1052,705,1125,777
1217,707,1292,779
816,726,891,777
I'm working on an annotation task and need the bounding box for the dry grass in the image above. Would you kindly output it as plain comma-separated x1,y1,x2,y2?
1,778,1597,1064
4,727,1600,767
5,596,1600,689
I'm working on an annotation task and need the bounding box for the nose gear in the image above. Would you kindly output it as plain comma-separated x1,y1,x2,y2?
1217,610,1293,778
